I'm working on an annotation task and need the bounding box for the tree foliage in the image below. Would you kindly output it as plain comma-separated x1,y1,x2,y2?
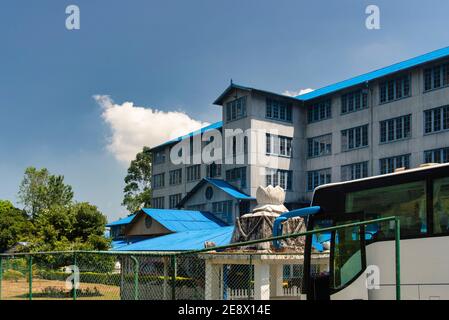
122,146,152,213
0,200,34,252
0,167,110,253
18,167,74,219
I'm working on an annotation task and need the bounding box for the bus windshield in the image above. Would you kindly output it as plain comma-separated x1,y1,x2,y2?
345,180,427,239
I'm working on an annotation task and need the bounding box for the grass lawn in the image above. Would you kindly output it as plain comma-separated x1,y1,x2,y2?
1,279,120,300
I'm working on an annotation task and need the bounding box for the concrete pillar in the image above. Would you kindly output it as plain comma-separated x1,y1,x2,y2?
270,264,284,297
254,264,270,300
205,262,221,300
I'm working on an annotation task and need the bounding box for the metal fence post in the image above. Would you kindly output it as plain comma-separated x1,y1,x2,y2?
171,255,177,300
394,217,401,301
248,255,253,300
0,256,3,300
130,256,139,300
73,252,77,301
28,255,33,301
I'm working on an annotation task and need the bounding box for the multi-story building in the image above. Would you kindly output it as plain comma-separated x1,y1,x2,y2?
150,46,449,225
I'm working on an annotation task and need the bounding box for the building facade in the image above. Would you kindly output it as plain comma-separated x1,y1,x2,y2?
150,46,449,224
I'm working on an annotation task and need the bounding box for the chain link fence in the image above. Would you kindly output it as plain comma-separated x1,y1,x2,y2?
0,250,328,301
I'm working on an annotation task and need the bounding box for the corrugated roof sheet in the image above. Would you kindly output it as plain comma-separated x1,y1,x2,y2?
141,208,227,232
113,226,234,251
151,121,223,150
205,178,255,200
106,214,136,227
298,45,449,101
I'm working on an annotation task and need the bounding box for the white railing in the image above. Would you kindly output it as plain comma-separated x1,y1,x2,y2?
226,286,301,300
226,288,254,300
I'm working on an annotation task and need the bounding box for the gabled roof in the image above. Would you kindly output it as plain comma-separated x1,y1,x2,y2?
206,178,255,200
150,121,223,151
113,226,234,251
298,45,449,101
106,214,136,227
138,208,228,232
213,83,302,105
177,178,255,208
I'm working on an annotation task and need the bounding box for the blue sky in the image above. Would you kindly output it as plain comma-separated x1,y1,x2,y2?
1,0,449,221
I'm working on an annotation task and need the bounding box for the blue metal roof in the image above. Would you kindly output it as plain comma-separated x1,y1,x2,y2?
106,214,136,227
205,178,255,200
298,45,449,101
140,208,227,232
111,237,148,250
113,226,234,251
151,121,223,150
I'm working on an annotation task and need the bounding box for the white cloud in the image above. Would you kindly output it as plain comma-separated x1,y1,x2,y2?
282,88,314,97
282,88,313,97
94,95,209,165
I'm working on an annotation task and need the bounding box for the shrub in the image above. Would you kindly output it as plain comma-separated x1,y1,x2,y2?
3,269,25,281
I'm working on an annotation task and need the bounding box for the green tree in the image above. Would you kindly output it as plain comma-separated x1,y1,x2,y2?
18,167,74,219
69,202,107,241
122,146,152,213
0,200,34,252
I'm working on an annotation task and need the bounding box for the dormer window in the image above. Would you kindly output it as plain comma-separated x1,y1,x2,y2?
226,96,247,122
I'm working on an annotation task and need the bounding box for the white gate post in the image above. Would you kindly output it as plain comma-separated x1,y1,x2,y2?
270,264,284,297
205,261,222,300
254,264,270,300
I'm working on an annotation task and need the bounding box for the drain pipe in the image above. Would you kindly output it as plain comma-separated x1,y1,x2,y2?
272,206,321,249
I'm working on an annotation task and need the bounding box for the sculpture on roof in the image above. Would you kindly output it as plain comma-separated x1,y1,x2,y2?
230,185,306,251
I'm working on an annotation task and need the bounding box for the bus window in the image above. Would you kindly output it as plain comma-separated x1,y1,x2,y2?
345,181,427,239
433,177,449,234
332,224,364,289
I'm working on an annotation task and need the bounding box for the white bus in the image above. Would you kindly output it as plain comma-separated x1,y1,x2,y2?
302,162,449,300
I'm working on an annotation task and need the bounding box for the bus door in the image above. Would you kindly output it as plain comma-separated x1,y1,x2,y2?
304,213,367,300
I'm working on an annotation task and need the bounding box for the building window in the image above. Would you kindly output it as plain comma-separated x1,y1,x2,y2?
424,105,449,134
308,134,332,158
341,125,368,151
154,150,166,164
424,62,449,91
186,204,206,211
307,168,331,191
153,173,165,189
424,147,449,164
152,197,165,209
379,114,411,143
169,194,182,209
266,134,292,157
341,90,368,114
225,167,246,188
341,162,369,182
266,99,293,122
226,96,247,122
346,180,427,239
379,74,411,103
169,169,182,185
212,200,233,225
265,168,292,191
307,100,331,123
206,163,222,178
379,154,411,175
186,165,201,182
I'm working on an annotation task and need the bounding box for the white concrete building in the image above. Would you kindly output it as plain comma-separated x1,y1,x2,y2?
150,46,449,225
